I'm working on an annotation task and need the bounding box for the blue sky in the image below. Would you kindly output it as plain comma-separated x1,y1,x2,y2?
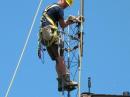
0,0,130,97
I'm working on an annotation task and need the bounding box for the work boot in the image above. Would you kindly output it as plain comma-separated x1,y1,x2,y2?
57,74,78,92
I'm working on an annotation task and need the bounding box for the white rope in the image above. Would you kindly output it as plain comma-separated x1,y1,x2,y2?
4,0,43,97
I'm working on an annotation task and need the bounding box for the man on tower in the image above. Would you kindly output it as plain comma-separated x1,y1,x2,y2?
38,0,83,91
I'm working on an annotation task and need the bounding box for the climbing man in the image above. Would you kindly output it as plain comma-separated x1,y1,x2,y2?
38,0,83,92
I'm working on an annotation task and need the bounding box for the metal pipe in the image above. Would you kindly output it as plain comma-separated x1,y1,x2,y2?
78,0,84,97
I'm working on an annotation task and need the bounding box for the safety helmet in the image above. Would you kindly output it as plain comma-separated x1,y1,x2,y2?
65,0,73,6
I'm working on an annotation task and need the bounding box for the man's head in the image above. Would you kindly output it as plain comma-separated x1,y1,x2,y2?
58,0,73,9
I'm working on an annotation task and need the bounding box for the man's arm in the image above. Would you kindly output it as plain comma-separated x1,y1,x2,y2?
59,15,84,29
59,19,73,29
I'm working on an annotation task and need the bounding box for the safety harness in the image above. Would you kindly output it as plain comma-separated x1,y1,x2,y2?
39,4,60,47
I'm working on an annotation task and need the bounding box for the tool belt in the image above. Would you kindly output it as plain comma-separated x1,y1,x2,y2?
39,4,60,47
39,24,58,47
39,15,58,47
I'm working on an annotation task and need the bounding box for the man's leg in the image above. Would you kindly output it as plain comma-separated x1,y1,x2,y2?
55,56,78,92
46,43,78,91
55,56,67,77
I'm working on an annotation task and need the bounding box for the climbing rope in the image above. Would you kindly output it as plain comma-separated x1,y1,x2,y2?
4,0,43,97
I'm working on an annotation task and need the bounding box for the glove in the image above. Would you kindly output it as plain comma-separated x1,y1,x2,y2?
38,42,42,59
38,43,46,59
67,15,85,23
38,48,42,59
68,15,76,20
67,15,77,23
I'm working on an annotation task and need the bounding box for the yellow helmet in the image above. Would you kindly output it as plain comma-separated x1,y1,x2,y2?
65,0,73,6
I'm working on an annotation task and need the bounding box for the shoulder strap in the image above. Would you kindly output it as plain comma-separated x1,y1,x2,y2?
43,4,60,26
45,3,60,12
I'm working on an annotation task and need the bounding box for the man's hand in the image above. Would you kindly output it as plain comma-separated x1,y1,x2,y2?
67,15,78,23
67,15,76,22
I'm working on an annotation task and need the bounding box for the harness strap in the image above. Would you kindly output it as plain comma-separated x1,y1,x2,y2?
45,4,60,12
40,4,60,47
43,13,56,27
43,4,60,26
